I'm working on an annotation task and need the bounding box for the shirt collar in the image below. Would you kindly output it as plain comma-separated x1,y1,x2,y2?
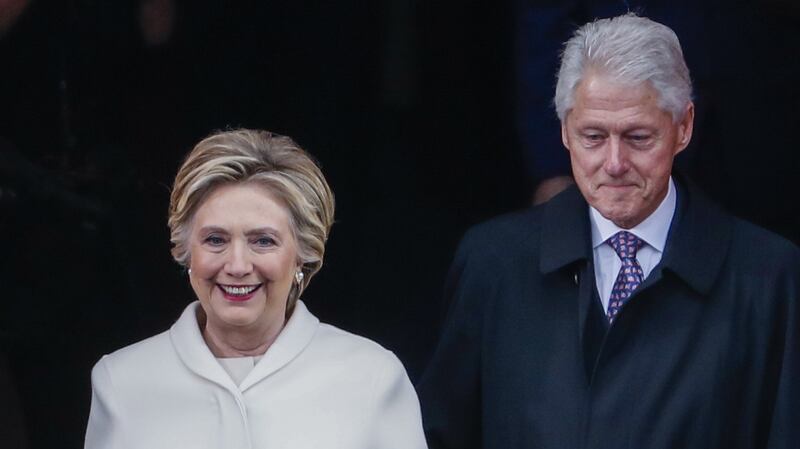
590,177,676,251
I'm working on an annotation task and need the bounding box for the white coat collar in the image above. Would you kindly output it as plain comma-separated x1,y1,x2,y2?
169,300,320,393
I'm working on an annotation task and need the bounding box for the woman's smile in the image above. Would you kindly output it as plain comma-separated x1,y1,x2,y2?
218,283,263,302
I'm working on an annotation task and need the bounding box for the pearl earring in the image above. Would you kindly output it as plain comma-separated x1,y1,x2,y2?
188,268,192,275
295,270,304,285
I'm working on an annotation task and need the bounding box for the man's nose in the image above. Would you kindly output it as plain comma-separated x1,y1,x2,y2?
225,241,252,277
603,137,629,176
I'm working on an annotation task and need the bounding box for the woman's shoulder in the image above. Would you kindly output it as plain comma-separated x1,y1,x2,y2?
94,302,203,375
316,321,390,351
294,318,416,409
290,301,399,369
307,320,405,374
92,329,174,376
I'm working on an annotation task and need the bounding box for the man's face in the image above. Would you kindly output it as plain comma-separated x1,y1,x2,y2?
561,74,694,228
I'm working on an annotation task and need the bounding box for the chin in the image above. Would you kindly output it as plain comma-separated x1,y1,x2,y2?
598,204,638,228
211,297,264,325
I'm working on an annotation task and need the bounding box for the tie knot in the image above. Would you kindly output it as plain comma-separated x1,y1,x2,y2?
606,231,645,260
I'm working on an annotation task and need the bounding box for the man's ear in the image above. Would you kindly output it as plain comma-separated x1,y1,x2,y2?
675,102,695,155
561,121,570,151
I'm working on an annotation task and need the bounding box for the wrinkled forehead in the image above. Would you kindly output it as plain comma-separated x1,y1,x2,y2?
569,75,662,115
567,71,683,124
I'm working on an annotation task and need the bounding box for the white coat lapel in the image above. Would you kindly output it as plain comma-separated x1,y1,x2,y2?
169,302,240,392
239,300,318,392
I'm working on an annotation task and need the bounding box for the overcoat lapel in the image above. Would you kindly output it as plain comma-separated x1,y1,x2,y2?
657,176,733,296
540,186,598,383
540,186,592,275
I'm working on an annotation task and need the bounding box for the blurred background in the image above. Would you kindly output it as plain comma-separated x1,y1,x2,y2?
0,1,797,447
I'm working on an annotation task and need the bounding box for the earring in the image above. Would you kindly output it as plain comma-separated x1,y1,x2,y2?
295,270,304,285
188,268,192,275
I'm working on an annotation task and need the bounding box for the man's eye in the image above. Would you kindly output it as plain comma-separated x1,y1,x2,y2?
585,134,603,142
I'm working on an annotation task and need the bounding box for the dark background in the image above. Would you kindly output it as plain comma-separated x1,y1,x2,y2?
0,1,797,448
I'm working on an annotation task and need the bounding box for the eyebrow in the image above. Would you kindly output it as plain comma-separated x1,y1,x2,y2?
244,227,281,237
198,226,227,235
577,122,658,132
197,226,282,236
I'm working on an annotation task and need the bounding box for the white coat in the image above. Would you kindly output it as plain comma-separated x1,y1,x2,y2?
85,300,427,449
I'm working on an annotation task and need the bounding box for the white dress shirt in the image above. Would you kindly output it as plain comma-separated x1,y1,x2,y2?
590,177,677,312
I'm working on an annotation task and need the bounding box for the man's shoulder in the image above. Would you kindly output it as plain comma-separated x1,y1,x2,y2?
459,207,545,256
470,206,544,233
677,179,800,273
728,216,800,268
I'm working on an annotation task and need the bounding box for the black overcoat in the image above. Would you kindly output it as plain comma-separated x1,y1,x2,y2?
419,178,799,449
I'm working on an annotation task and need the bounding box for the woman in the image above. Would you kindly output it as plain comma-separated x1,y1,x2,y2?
85,129,427,448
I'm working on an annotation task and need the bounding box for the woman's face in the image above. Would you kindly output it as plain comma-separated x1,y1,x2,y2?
187,183,299,341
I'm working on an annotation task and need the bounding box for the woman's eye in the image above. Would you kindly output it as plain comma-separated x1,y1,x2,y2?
205,236,226,246
254,237,275,247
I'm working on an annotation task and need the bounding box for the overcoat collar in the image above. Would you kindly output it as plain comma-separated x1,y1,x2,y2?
538,174,733,296
657,175,733,295
539,185,593,274
169,300,319,393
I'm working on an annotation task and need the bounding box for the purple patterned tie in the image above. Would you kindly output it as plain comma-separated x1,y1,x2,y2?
606,231,645,323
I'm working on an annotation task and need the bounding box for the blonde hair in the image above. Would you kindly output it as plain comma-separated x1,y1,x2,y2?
168,129,335,310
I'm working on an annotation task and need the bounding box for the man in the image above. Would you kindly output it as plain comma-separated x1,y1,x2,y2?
515,2,800,242
419,13,799,449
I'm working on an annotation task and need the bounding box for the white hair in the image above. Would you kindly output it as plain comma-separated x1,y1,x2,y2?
554,13,693,122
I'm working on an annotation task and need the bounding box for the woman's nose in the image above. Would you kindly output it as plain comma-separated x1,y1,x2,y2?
224,241,252,277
